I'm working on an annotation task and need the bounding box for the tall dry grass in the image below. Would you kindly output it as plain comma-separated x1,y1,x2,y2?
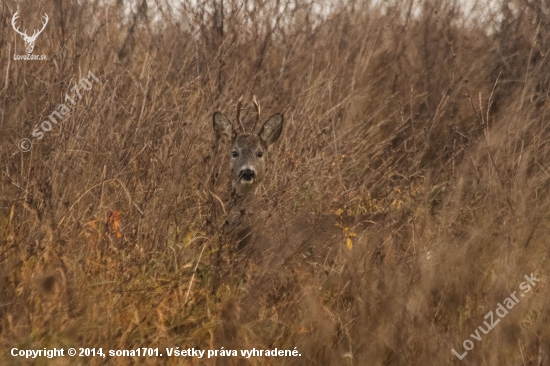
1,0,550,364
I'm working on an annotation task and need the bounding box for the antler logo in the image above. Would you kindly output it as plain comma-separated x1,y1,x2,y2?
11,11,49,54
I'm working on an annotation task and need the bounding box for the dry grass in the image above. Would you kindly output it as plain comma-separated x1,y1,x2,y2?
1,0,550,364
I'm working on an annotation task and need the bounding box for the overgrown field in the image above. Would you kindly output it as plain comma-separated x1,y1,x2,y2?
1,0,550,364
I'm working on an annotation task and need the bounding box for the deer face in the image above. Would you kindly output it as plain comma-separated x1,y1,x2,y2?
23,37,37,54
213,112,283,195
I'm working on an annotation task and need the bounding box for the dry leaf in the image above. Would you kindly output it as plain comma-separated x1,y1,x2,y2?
346,237,353,250
109,211,123,238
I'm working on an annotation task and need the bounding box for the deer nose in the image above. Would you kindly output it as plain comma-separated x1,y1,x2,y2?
239,169,255,181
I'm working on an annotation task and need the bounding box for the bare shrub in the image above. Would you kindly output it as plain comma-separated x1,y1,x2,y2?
1,0,549,364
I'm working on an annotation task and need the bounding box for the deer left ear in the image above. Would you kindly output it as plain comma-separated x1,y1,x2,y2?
259,113,283,147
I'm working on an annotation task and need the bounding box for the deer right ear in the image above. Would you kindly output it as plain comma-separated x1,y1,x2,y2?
259,113,283,147
213,112,233,142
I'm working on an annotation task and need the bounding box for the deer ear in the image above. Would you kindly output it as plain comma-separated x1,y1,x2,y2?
259,113,283,147
213,112,233,142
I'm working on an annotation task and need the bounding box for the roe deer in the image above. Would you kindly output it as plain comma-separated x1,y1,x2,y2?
212,105,283,250
213,102,383,261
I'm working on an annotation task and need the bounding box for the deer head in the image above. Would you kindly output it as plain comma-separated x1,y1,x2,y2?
213,102,283,197
12,11,49,54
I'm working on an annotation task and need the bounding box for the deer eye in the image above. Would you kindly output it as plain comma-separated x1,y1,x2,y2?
232,151,238,158
257,151,263,158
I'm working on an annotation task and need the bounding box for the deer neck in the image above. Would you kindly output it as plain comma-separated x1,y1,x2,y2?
224,184,260,235
231,184,259,214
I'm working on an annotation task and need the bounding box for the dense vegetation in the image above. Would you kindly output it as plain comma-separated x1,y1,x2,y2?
1,0,549,364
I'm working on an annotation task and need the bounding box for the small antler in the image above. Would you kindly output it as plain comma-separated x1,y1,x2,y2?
11,12,28,38
235,95,245,133
251,95,261,132
30,13,49,40
11,12,48,41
